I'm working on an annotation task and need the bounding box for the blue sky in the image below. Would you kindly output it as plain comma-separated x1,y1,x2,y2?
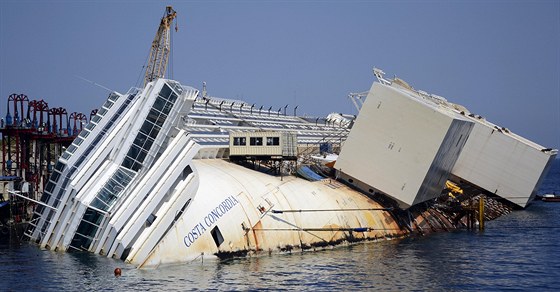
1,0,559,149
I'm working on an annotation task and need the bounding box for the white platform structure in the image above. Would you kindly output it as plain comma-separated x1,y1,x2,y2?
336,82,473,208
450,114,557,208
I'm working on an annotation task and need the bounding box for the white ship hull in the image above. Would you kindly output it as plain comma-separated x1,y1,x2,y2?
134,159,402,268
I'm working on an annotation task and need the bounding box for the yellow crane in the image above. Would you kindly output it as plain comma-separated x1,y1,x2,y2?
144,6,177,87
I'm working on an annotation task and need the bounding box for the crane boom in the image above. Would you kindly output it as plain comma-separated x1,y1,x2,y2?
144,6,177,87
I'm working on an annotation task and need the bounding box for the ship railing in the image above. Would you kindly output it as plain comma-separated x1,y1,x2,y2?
9,189,59,241
298,126,349,162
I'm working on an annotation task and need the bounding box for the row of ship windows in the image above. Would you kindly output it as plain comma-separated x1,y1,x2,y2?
70,84,181,249
122,149,148,171
159,84,179,103
188,133,345,146
190,138,331,145
47,94,137,216
91,167,134,211
41,165,74,211
232,137,280,146
95,86,178,209
108,92,120,102
90,86,177,211
70,207,105,250
33,147,86,236
121,100,172,171
62,100,114,159
167,81,185,97
70,83,182,249
69,84,180,249
62,93,135,161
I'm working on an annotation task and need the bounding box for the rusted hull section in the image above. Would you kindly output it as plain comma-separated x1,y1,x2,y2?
132,159,514,268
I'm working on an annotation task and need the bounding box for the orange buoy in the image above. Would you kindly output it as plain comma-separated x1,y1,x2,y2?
114,268,122,277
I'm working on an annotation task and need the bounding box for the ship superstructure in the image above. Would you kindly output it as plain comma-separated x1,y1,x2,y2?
26,80,198,251
24,78,358,264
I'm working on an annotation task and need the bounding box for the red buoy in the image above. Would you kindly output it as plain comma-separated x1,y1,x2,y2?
114,268,122,277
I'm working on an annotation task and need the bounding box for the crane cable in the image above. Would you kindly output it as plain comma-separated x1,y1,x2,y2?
135,49,151,89
169,18,174,81
170,14,178,81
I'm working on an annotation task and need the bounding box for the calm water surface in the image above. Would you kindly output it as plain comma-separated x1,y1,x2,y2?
2,160,559,291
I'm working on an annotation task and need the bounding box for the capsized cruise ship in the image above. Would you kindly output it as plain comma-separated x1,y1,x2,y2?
24,70,557,268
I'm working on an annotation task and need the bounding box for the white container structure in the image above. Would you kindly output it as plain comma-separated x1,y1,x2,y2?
450,115,557,208
229,131,297,158
336,82,474,208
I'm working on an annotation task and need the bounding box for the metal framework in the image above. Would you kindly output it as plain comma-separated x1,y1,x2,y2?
143,6,177,87
1,94,89,199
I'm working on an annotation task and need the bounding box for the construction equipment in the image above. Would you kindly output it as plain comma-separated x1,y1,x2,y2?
143,6,178,87
446,181,463,195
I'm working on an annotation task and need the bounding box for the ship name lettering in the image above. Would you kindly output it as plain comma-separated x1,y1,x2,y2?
183,195,240,248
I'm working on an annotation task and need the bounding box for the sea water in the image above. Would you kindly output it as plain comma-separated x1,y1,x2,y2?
1,159,559,291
